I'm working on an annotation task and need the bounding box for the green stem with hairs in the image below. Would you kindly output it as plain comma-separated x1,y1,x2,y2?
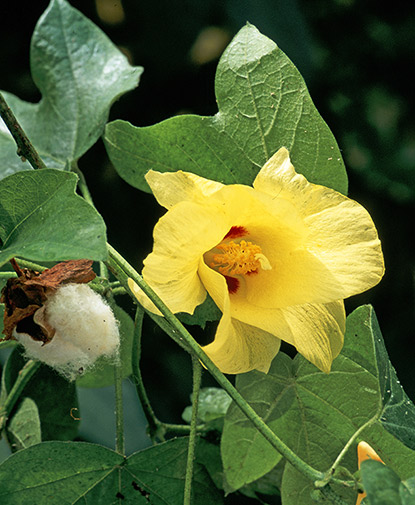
130,307,195,441
114,359,125,456
130,306,161,441
0,360,41,434
0,272,16,279
0,92,47,170
105,243,333,486
184,358,203,505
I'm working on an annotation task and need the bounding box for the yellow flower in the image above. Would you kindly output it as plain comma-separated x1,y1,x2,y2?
356,441,384,505
129,148,384,374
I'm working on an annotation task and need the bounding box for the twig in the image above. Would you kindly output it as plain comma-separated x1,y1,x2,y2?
184,358,203,505
0,92,47,170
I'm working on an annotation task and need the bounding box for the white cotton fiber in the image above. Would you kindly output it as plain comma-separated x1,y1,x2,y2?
13,284,120,380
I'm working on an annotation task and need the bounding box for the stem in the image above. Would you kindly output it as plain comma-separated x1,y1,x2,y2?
110,286,127,297
184,358,203,505
0,360,41,433
114,359,125,456
0,92,47,170
106,243,326,484
131,306,161,440
13,258,46,272
317,413,380,488
0,272,16,279
320,485,351,505
130,308,195,441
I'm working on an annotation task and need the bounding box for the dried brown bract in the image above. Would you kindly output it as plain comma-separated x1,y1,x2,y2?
1,259,96,343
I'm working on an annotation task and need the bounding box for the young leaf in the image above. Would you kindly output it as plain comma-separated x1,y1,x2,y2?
0,438,223,504
0,169,107,267
0,0,142,178
104,23,347,195
182,387,232,424
77,303,135,388
6,397,41,451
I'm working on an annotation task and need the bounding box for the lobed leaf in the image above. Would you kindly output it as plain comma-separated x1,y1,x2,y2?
104,23,348,195
0,437,223,504
0,169,107,267
0,0,142,178
221,305,415,504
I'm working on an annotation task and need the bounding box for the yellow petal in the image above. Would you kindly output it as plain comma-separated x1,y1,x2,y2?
140,199,230,314
203,316,282,374
128,277,163,315
276,301,345,372
254,148,384,300
304,198,384,298
145,169,224,209
200,249,344,374
198,259,280,374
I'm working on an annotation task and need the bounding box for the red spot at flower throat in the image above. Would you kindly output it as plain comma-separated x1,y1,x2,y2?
225,276,239,294
223,226,247,240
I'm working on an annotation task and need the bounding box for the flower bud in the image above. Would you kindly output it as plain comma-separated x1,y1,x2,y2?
13,283,120,380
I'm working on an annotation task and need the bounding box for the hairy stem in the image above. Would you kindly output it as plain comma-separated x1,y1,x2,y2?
106,243,329,485
184,358,203,505
317,412,380,488
0,360,41,434
0,92,47,170
130,307,162,441
114,359,125,456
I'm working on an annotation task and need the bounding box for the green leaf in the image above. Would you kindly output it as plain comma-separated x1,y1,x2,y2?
182,387,232,424
342,306,415,450
0,0,142,177
239,460,284,500
0,169,107,267
3,347,79,441
177,294,221,329
104,23,347,195
0,438,223,504
0,442,124,504
77,303,135,388
221,305,415,502
123,437,223,505
361,460,402,505
6,397,41,451
400,476,415,505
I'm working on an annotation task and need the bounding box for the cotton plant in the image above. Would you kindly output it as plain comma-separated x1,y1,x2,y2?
0,2,413,505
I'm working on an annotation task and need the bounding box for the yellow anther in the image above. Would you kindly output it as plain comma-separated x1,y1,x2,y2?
210,240,271,276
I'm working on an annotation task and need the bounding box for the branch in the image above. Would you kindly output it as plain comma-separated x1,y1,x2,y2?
0,92,47,170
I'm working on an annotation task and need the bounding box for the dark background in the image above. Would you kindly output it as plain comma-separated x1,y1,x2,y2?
1,1,414,502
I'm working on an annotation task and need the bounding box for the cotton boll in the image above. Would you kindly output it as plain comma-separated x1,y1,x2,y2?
13,284,120,380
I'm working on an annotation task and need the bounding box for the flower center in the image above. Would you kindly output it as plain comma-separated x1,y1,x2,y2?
209,240,272,276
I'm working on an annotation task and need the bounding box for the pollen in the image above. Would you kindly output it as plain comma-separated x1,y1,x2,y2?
210,240,272,276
